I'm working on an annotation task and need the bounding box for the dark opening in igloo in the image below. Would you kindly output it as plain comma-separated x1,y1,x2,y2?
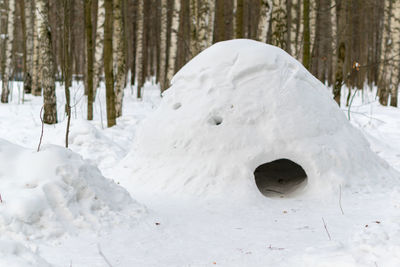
254,159,307,197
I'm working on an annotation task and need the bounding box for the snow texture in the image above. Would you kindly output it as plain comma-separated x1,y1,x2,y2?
0,240,51,267
120,39,398,198
0,139,145,240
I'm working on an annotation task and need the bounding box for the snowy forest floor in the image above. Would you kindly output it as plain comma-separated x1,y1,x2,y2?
1,82,400,266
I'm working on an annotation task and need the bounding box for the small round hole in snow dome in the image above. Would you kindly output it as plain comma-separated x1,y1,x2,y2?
254,159,307,197
208,115,223,126
172,103,182,110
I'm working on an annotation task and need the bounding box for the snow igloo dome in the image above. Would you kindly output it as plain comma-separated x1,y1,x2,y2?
122,39,395,199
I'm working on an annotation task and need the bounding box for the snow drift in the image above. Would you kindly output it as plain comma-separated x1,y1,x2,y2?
0,139,145,240
0,240,51,267
120,39,397,198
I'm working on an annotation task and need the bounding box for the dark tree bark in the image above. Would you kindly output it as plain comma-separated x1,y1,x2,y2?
302,0,310,70
64,0,72,147
104,0,116,126
236,0,244,38
85,0,94,120
311,0,333,85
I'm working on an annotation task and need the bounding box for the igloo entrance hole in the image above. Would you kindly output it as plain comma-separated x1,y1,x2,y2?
254,159,307,197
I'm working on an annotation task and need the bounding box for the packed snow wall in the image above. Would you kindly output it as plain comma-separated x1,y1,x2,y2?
120,39,398,199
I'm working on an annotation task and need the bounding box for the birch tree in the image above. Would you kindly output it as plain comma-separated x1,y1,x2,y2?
207,0,214,45
38,0,57,124
190,0,212,55
378,0,395,106
136,0,144,97
257,0,273,43
32,4,41,96
93,0,105,99
113,0,126,117
159,0,168,92
165,0,181,90
0,0,15,103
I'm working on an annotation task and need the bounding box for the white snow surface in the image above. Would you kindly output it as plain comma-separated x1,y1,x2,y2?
120,39,397,199
0,40,400,266
0,139,145,241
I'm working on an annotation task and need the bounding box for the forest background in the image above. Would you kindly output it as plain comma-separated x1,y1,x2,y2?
0,0,397,128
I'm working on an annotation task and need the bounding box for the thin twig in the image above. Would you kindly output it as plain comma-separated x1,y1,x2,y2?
339,185,344,215
37,106,44,152
322,217,332,241
347,88,359,121
97,243,113,267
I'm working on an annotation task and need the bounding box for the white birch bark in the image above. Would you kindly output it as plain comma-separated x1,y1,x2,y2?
198,0,211,51
113,0,125,117
159,0,168,92
93,0,105,99
38,0,57,124
257,0,273,42
166,0,181,88
135,0,144,97
1,0,15,103
32,3,42,96
190,0,198,57
207,0,214,46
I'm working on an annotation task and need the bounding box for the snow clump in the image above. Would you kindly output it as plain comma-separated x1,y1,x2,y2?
0,139,145,240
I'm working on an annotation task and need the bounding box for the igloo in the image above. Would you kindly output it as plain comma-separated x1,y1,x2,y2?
121,39,397,199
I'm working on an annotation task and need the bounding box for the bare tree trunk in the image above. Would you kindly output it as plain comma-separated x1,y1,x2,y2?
190,0,198,57
130,0,138,87
378,0,393,106
223,0,234,40
114,0,126,117
213,0,224,42
19,0,31,95
159,0,168,92
165,0,180,88
236,0,244,38
294,0,301,57
64,0,72,147
85,0,94,120
93,0,105,99
104,0,116,127
38,0,57,124
286,0,292,54
311,0,333,85
1,0,15,103
198,0,212,51
136,0,144,97
333,0,345,105
257,0,273,43
207,0,214,46
32,4,42,96
302,0,310,69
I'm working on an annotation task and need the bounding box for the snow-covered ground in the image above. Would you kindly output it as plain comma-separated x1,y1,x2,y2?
1,41,400,266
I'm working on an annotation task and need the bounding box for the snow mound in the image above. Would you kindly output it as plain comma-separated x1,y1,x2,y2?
0,139,145,239
0,240,51,267
120,39,398,199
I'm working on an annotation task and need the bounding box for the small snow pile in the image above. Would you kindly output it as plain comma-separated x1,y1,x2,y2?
0,240,51,267
0,139,145,240
120,39,398,198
